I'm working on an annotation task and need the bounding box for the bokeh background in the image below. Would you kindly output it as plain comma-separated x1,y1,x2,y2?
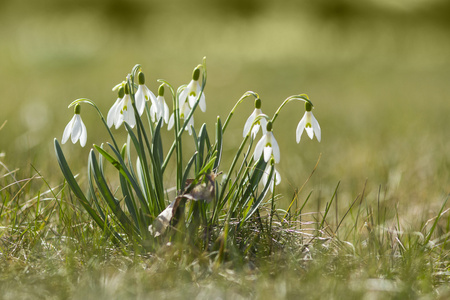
1,0,449,220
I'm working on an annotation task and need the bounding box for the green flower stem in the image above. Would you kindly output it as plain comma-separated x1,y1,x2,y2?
161,60,207,185
68,98,120,151
270,95,313,124
221,91,259,133
211,134,250,223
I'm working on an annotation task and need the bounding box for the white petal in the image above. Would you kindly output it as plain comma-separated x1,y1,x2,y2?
186,81,197,108
71,115,82,144
135,86,146,116
253,135,266,161
270,133,281,163
296,113,307,143
243,110,256,137
79,118,87,147
150,104,157,122
260,117,268,135
263,146,272,162
163,101,170,124
274,168,281,185
62,115,75,144
198,92,206,112
251,125,260,139
311,112,321,142
124,108,136,128
107,98,120,128
168,113,174,130
179,88,188,109
147,87,157,106
262,166,269,186
305,127,314,139
115,114,124,129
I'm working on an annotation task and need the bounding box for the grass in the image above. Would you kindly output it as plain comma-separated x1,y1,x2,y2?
1,1,450,299
1,153,449,299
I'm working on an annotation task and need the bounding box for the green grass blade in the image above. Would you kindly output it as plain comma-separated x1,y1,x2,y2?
89,150,140,236
213,117,223,170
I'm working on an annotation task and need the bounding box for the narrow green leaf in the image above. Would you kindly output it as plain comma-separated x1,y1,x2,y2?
214,117,223,170
89,150,139,236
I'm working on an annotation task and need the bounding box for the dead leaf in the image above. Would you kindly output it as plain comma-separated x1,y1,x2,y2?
148,172,220,237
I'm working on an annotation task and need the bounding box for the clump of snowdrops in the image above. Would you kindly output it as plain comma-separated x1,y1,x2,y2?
55,57,321,250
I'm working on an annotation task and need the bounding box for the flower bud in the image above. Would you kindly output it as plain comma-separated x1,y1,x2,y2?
254,98,261,109
305,101,312,112
124,83,130,95
74,104,81,114
138,72,145,85
118,86,125,98
192,67,200,81
266,121,273,132
158,84,165,96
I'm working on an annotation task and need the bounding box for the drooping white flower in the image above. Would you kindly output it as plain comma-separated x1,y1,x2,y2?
296,109,321,143
107,92,123,128
253,124,280,163
115,92,136,129
168,100,194,135
179,67,206,112
262,163,281,192
150,84,170,125
135,72,157,116
107,85,136,129
243,98,267,138
62,104,87,147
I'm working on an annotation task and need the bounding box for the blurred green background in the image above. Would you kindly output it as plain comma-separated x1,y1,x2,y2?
1,0,449,217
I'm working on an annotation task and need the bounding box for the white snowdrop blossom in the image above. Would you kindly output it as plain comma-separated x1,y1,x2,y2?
179,67,206,112
107,85,136,129
107,92,123,128
117,93,136,128
253,126,280,163
296,110,321,143
262,164,281,192
62,104,87,147
243,108,267,138
135,84,156,116
168,100,194,135
135,72,157,116
150,85,170,125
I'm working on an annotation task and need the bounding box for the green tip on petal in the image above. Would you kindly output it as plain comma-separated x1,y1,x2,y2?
192,67,200,81
138,72,145,85
255,98,261,109
118,86,125,98
74,104,81,114
158,84,165,96
266,121,273,132
305,101,312,112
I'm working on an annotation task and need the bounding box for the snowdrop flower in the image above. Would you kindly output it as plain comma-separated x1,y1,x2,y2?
243,98,267,138
62,104,87,147
168,99,194,135
135,72,157,116
253,122,280,163
107,86,124,128
112,84,136,129
150,84,170,125
296,101,321,143
262,162,281,192
179,67,206,112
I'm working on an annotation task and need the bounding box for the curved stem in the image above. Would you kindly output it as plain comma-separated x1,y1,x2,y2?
270,94,313,124
221,91,259,133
